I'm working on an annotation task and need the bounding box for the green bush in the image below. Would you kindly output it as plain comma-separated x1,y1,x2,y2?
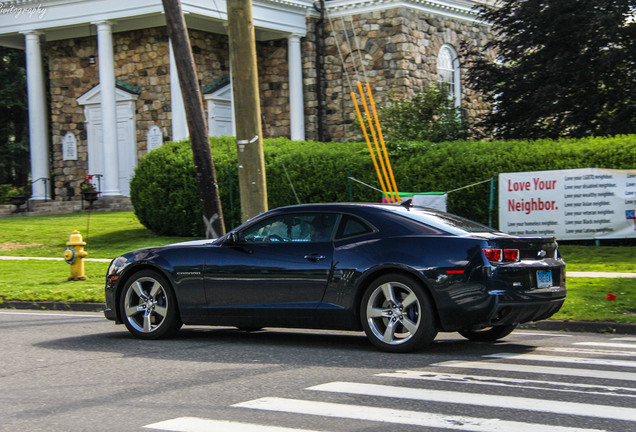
131,135,636,236
130,140,202,237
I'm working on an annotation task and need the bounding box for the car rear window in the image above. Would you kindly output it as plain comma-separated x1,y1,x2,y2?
385,206,497,235
336,214,375,239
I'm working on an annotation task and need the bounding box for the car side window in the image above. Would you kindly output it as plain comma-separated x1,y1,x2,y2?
242,213,338,243
336,214,374,240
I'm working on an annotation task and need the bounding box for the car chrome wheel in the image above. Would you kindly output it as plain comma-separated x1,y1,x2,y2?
361,274,437,352
120,270,181,339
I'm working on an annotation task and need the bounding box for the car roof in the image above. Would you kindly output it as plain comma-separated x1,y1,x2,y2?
263,203,497,236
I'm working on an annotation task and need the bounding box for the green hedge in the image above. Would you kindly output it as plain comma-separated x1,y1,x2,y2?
130,135,636,236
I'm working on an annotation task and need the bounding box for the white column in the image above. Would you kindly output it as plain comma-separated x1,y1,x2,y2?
169,40,188,140
95,20,120,196
22,31,51,200
287,34,305,141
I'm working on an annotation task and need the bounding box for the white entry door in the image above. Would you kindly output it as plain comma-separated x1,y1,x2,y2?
78,86,138,196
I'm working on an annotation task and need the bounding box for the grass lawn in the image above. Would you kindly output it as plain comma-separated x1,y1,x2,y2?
559,244,636,273
0,212,634,323
0,211,195,304
0,211,195,259
552,278,635,323
0,259,109,303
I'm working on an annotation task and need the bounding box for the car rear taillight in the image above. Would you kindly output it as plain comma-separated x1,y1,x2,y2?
503,249,519,262
483,248,519,263
483,248,502,262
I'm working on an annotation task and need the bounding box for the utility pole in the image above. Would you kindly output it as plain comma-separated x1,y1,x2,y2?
162,0,225,238
227,0,268,222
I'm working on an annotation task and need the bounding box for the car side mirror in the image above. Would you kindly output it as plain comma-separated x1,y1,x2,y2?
225,232,241,246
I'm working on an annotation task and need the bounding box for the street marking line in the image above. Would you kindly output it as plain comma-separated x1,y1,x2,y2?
512,332,572,337
0,311,101,318
433,360,636,382
574,342,636,349
485,352,636,368
539,346,636,357
613,337,636,342
307,381,636,422
144,417,323,432
234,397,605,432
377,370,636,398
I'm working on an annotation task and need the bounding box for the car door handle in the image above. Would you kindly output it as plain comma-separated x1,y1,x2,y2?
304,253,326,262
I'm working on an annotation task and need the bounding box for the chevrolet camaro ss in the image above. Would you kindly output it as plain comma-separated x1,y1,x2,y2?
104,202,566,352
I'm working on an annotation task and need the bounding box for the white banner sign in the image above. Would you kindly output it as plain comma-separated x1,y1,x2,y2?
499,168,636,240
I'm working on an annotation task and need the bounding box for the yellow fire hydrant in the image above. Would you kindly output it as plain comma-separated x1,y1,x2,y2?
64,230,88,281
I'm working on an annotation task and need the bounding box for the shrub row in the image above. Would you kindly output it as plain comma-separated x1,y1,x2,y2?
130,135,636,237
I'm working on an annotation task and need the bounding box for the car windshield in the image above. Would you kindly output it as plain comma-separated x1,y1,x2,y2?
384,206,498,235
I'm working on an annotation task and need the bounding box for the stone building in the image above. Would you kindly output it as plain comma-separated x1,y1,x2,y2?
0,0,493,203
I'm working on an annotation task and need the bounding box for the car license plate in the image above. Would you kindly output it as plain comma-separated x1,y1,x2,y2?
537,270,553,288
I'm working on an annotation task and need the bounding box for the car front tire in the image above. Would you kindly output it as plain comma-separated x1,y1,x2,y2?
360,273,437,353
458,324,517,342
119,269,182,339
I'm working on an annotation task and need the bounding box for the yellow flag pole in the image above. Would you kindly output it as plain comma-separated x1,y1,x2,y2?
350,91,390,201
356,81,396,203
366,82,401,203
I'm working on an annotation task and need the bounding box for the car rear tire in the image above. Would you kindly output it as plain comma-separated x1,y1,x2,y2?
120,269,182,339
458,324,517,342
360,273,437,353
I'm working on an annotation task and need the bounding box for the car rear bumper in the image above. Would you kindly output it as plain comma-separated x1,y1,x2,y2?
487,296,566,326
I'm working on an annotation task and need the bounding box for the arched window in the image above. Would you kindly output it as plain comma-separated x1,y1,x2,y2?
437,44,461,107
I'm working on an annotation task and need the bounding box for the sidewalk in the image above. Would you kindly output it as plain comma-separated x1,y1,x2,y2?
0,256,112,263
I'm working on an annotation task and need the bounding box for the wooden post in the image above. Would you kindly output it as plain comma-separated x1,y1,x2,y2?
161,0,225,238
227,0,268,222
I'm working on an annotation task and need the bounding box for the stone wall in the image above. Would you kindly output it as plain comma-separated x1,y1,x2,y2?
47,27,291,200
302,7,494,141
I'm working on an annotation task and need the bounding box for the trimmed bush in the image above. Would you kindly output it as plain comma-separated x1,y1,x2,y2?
130,135,636,236
130,140,202,237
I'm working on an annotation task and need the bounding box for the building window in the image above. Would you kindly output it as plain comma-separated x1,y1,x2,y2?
437,44,461,108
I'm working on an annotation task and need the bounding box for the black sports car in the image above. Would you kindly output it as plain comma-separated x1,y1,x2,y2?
104,202,566,352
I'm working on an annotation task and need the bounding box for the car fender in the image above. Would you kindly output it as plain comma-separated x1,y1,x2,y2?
111,257,175,324
352,263,441,326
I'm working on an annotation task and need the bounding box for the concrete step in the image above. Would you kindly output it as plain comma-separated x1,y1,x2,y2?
0,196,133,217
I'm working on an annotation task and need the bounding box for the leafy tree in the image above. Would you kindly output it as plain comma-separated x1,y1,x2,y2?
465,0,636,139
378,85,468,143
0,47,29,186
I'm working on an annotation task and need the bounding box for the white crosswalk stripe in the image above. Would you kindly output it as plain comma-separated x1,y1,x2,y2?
233,397,604,432
574,341,636,349
433,359,636,381
307,381,636,422
539,346,636,357
484,352,636,368
144,336,636,431
143,417,323,432
377,370,636,398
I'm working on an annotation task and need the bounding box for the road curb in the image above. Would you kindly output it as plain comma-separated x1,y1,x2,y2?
519,320,636,335
0,301,105,313
1,301,635,335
